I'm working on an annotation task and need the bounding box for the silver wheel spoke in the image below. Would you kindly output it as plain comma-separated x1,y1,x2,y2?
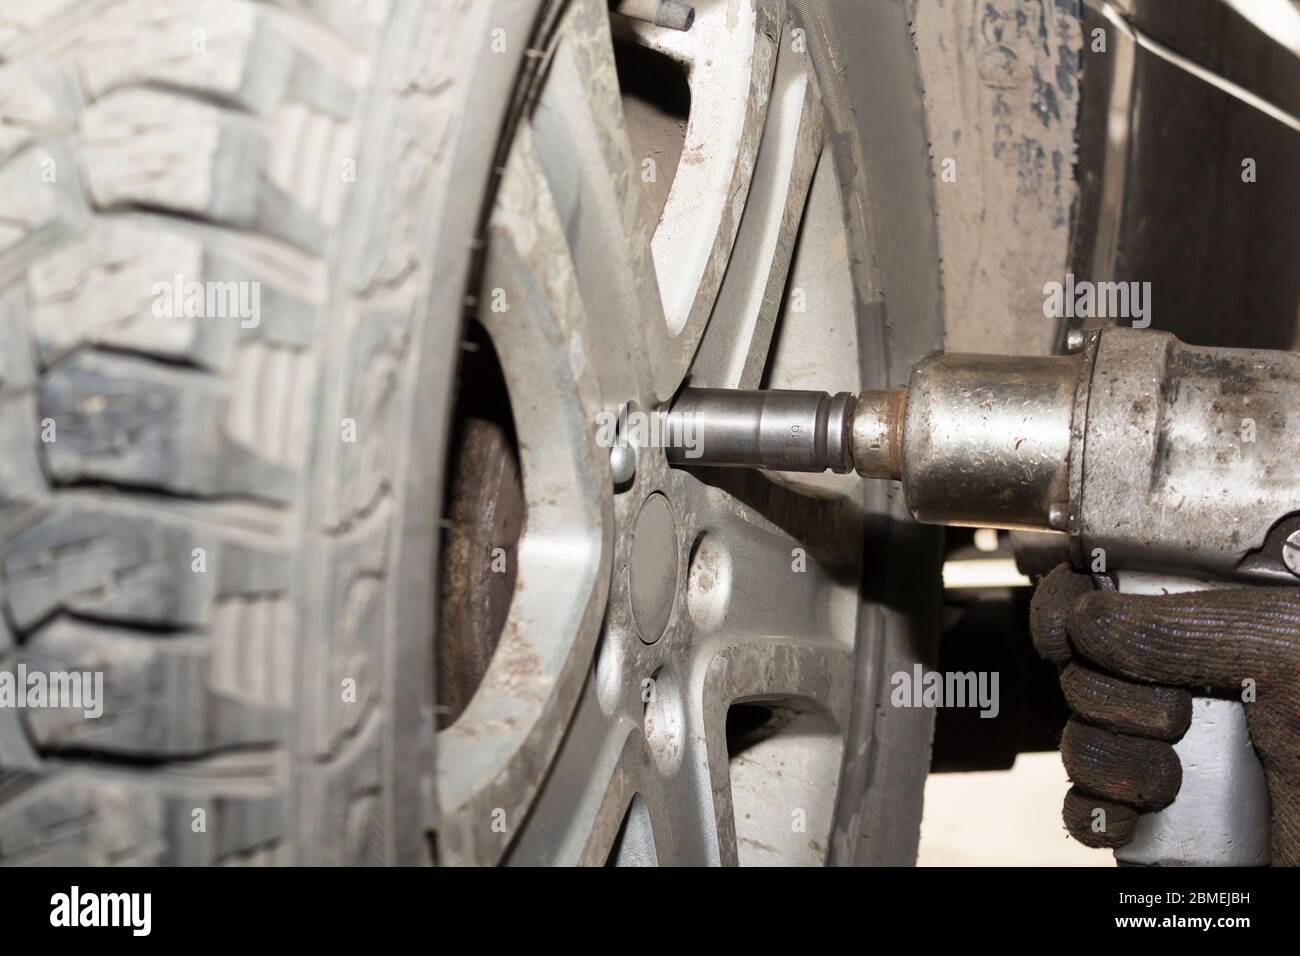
531,0,667,408
663,472,858,865
690,635,855,864
689,24,825,389
615,0,781,398
437,126,612,866
506,680,682,866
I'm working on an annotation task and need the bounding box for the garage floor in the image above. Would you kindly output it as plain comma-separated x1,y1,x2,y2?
918,752,1113,866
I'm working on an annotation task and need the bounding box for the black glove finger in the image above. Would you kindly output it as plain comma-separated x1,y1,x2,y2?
1058,662,1192,742
1061,786,1139,849
1029,563,1094,663
1068,587,1300,691
1060,719,1182,811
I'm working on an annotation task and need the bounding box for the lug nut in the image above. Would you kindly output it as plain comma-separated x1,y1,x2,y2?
1283,529,1300,577
610,443,637,487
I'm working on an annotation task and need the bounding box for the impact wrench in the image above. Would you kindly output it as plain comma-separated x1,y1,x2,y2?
664,327,1300,865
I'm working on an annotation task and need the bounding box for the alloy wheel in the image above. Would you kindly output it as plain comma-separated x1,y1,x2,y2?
436,0,873,866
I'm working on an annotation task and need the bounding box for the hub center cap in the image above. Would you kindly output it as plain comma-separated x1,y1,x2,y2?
629,492,679,643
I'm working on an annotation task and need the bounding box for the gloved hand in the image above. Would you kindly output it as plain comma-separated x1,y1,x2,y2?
1029,564,1300,865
